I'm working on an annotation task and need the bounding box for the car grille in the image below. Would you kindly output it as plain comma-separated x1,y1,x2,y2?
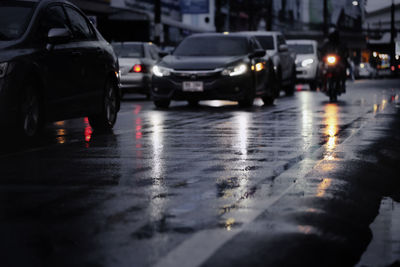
170,69,223,82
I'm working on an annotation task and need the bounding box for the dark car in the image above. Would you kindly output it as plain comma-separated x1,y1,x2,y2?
112,42,161,98
151,33,276,108
0,0,120,138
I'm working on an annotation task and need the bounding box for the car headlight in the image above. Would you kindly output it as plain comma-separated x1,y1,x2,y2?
0,62,8,78
222,63,247,76
301,58,314,67
153,65,171,77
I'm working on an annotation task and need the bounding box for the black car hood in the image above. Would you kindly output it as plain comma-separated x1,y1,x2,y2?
160,55,247,70
0,42,18,62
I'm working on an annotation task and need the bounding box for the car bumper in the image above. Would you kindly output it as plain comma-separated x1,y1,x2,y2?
120,73,150,93
0,77,18,129
151,74,252,101
295,65,317,81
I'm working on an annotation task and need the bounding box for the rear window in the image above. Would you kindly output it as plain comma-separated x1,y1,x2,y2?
0,2,35,41
255,36,274,50
173,36,249,57
112,43,144,58
288,44,314,55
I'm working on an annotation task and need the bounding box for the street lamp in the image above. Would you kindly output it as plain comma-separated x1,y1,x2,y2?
352,1,359,6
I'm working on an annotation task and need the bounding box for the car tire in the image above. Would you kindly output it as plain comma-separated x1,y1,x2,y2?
19,83,43,138
88,78,119,131
262,70,276,105
187,100,199,107
285,68,296,96
154,99,171,108
238,92,254,107
309,81,317,91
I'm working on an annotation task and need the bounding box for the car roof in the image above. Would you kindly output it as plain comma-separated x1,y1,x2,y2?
111,42,150,45
287,39,317,45
188,33,251,39
237,31,282,36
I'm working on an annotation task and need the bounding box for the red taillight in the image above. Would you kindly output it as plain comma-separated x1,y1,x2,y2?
398,65,400,69
391,66,395,71
131,64,143,73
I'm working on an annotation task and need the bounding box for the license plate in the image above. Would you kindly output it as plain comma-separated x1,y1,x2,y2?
182,81,203,92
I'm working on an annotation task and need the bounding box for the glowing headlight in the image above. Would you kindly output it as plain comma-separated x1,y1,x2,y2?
153,65,171,77
326,56,337,65
301,58,314,67
222,64,247,76
0,62,8,78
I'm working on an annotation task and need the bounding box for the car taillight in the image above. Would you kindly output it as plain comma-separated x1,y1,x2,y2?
130,64,143,73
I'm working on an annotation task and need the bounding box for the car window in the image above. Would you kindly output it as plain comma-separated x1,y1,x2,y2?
255,35,274,50
149,45,159,60
38,5,69,41
0,2,35,41
287,44,314,55
112,43,144,58
277,35,286,46
174,36,249,57
64,6,95,41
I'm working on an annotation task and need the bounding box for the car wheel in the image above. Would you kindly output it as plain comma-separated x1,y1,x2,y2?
262,70,276,105
274,70,282,98
238,88,254,107
309,81,317,91
19,84,43,138
285,68,296,96
187,100,199,107
89,79,119,131
154,99,171,108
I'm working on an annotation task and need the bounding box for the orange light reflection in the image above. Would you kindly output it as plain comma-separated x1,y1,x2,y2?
316,178,332,197
323,104,339,160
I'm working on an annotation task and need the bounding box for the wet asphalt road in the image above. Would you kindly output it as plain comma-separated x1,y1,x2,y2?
1,79,400,267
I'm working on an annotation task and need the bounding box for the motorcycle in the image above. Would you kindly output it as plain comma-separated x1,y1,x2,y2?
322,54,346,102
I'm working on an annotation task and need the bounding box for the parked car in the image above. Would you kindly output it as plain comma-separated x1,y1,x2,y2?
112,42,161,98
0,0,120,138
239,31,296,96
355,62,377,79
287,39,321,90
151,33,276,108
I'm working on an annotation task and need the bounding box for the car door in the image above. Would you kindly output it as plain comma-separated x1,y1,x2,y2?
64,5,106,114
36,4,82,120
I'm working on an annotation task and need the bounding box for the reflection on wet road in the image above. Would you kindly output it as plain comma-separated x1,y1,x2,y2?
0,79,400,267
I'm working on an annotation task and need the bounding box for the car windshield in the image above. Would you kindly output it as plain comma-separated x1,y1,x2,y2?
173,36,249,57
112,43,144,58
288,44,314,54
0,2,35,41
254,36,274,50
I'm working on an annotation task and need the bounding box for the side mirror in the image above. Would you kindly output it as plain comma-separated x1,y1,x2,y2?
47,28,71,45
249,49,266,58
279,44,288,52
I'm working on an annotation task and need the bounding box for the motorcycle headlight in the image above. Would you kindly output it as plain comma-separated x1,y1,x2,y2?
326,56,337,65
0,62,8,78
153,65,171,77
222,63,247,76
301,58,314,67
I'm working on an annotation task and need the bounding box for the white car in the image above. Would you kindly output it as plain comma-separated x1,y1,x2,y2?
112,42,161,98
355,63,377,79
240,31,297,96
287,39,321,91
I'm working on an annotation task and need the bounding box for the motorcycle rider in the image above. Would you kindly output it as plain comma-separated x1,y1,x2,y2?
320,28,348,93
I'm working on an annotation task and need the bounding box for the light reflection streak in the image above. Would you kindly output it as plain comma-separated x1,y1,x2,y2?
149,112,167,221
151,113,164,179
316,178,332,197
225,218,235,231
323,104,339,160
299,92,313,151
84,117,92,143
236,112,250,161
